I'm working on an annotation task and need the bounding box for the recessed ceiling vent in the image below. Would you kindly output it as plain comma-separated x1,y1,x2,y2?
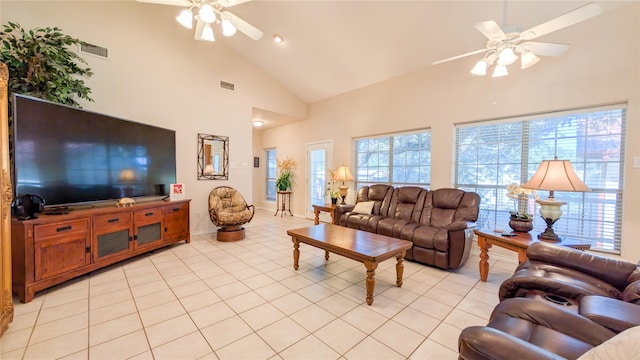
79,42,109,59
220,81,235,91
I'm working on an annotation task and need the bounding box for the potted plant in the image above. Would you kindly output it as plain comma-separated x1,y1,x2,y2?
276,156,296,191
0,22,93,112
506,183,537,232
325,181,341,204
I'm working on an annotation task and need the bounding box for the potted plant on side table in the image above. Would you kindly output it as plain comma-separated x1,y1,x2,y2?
275,156,296,191
506,183,537,232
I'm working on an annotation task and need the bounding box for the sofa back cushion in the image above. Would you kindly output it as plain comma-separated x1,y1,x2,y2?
387,186,427,221
355,184,393,216
420,188,480,227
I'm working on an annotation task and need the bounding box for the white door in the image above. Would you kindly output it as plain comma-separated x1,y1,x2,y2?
306,141,333,220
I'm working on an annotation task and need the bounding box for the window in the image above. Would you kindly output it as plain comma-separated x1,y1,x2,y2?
265,148,277,201
455,105,626,253
354,130,431,188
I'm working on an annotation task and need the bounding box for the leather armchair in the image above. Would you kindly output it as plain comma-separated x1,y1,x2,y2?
499,242,640,303
459,297,620,360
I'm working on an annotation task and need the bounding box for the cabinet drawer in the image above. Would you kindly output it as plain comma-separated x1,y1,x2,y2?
165,203,189,214
94,213,132,229
34,219,89,239
134,209,163,223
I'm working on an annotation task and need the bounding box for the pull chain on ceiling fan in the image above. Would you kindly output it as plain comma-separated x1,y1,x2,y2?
433,2,602,77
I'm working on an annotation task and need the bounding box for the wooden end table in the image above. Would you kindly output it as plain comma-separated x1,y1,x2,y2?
287,224,412,305
475,227,591,282
312,203,337,225
274,191,293,217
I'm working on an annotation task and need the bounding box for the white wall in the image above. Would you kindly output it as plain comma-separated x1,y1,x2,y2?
1,0,308,234
256,3,640,261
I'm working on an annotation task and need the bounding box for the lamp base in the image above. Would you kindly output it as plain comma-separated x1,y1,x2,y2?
538,217,562,242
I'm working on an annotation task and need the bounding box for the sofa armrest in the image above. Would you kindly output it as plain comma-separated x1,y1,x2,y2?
334,204,355,224
579,295,640,333
446,220,475,231
459,326,566,360
525,242,639,289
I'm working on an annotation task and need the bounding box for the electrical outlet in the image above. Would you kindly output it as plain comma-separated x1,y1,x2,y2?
633,156,640,169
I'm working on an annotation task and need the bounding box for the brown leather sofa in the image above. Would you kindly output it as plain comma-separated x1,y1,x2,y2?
335,185,480,270
458,295,640,360
499,242,640,303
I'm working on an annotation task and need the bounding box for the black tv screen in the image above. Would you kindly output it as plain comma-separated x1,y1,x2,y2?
12,94,177,207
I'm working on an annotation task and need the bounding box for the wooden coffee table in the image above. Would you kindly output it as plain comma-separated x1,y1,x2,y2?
475,227,591,282
287,224,412,305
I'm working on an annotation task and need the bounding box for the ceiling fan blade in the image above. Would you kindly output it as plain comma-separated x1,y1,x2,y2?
520,3,602,40
432,48,488,65
216,0,252,7
222,11,263,40
520,42,570,57
475,21,506,40
136,0,191,6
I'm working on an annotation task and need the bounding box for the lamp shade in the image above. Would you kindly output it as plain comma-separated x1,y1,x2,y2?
333,165,354,181
522,157,590,192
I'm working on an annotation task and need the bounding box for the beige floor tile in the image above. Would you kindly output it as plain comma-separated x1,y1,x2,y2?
29,312,88,345
58,348,88,360
270,291,312,315
130,279,170,298
89,277,130,297
145,314,198,348
4,311,38,333
371,320,426,357
444,308,489,330
133,288,177,311
179,289,222,312
152,330,215,359
254,282,292,301
423,286,464,306
201,316,254,350
216,333,275,360
434,278,474,297
41,288,89,309
212,281,252,300
295,283,335,302
23,328,88,360
89,288,133,310
0,327,31,354
408,296,454,320
341,305,389,334
428,322,463,352
190,301,236,329
409,338,458,360
139,300,186,327
239,303,286,331
289,303,337,333
240,273,277,290
317,293,359,317
88,329,149,359
279,334,340,360
456,297,495,320
89,298,137,326
257,317,309,352
314,318,367,354
89,312,142,347
391,307,440,335
172,280,210,298
344,336,404,360
225,291,267,313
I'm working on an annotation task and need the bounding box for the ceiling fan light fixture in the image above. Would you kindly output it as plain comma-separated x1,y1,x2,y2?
221,19,237,36
198,4,216,24
176,9,193,29
470,59,488,76
492,64,508,77
521,51,540,69
497,47,518,66
201,23,216,41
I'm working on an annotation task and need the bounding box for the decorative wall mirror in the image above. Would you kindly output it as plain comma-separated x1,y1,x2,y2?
197,133,229,180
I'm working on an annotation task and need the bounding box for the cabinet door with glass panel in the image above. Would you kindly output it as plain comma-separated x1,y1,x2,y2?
93,213,134,262
134,208,165,251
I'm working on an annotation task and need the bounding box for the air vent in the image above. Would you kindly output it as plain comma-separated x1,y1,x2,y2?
79,42,109,59
220,81,235,91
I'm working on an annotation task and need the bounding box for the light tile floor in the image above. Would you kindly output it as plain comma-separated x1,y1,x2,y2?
1,209,517,359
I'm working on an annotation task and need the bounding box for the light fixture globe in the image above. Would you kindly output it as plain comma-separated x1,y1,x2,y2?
497,47,518,66
492,65,508,77
221,19,237,36
198,4,216,24
521,51,540,69
176,9,193,29
470,60,488,76
201,23,215,41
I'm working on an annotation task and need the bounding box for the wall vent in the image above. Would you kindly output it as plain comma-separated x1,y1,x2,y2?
220,81,235,91
79,42,109,59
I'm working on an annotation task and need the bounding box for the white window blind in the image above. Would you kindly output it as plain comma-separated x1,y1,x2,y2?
265,148,277,201
454,105,626,253
354,129,431,188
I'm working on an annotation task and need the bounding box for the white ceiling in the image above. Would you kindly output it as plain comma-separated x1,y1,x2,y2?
139,0,633,125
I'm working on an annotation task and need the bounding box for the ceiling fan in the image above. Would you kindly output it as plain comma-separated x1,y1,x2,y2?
432,3,602,77
136,0,263,42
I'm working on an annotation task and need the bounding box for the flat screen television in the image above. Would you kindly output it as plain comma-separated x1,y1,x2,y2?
12,94,177,208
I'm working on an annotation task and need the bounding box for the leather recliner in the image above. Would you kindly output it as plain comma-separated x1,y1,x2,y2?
459,295,640,360
335,185,480,270
499,242,640,304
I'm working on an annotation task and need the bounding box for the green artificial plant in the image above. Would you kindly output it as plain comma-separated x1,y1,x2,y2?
0,22,94,109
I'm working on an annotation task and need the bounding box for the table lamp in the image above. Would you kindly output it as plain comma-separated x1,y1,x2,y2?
333,165,354,204
522,156,590,241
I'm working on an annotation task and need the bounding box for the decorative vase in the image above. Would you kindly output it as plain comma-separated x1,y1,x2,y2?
278,184,287,191
331,197,338,205
509,218,533,232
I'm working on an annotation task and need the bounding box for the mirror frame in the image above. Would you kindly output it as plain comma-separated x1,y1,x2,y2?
197,133,229,180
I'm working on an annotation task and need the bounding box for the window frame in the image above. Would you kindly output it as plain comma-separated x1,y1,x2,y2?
265,148,277,201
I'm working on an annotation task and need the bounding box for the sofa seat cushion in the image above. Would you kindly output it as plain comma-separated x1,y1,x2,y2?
377,218,412,238
411,226,449,252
